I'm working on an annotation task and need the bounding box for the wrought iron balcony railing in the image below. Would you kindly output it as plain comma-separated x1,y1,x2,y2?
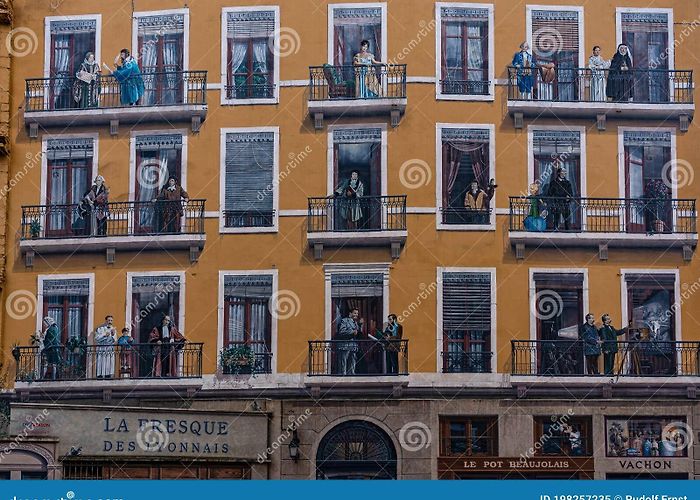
309,64,407,101
220,348,273,375
308,339,408,376
511,340,700,377
509,196,697,235
25,71,208,112
441,351,492,373
14,343,204,382
507,67,693,104
307,195,407,233
21,199,206,240
439,79,491,96
225,81,275,100
223,210,275,229
441,207,492,225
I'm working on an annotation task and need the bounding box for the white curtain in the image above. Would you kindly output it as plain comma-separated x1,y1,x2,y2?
227,302,245,344
249,302,268,353
466,27,483,82
68,305,82,339
229,40,248,92
52,35,71,109
140,36,158,105
49,165,68,231
253,40,268,91
163,41,179,104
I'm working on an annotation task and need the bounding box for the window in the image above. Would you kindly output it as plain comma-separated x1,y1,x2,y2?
438,5,492,97
223,8,277,101
532,272,585,375
223,274,273,374
44,137,95,237
135,13,186,105
620,11,671,102
441,271,493,373
624,273,677,376
438,126,494,227
331,6,383,66
531,129,582,230
47,18,98,110
42,278,90,344
133,133,185,233
534,417,592,456
222,130,277,230
622,130,673,233
529,8,581,101
606,417,688,457
440,417,498,456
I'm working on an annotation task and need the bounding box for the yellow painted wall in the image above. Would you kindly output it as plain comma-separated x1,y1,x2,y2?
2,0,699,378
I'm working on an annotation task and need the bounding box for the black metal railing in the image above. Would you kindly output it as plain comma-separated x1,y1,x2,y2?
309,64,407,101
308,195,407,233
21,199,205,240
440,79,490,96
223,210,275,229
25,71,208,112
441,208,492,225
221,352,273,375
308,339,408,376
507,67,693,104
511,340,700,377
509,196,696,234
225,82,275,100
442,351,492,373
14,343,204,382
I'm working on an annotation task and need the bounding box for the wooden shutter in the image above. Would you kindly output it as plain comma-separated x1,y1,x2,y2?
442,272,491,331
531,10,579,62
224,132,274,215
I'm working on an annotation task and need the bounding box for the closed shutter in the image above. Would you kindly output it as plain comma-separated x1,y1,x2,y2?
531,10,579,64
331,273,383,297
442,272,491,331
625,273,675,289
533,272,584,288
227,10,275,39
224,132,274,220
224,275,273,299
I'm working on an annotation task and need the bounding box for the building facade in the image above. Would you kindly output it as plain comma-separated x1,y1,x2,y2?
0,0,698,480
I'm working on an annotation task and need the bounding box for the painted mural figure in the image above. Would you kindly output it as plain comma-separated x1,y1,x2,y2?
588,45,610,102
579,313,601,375
546,167,574,231
94,315,117,378
73,51,101,108
109,48,146,106
77,175,109,236
598,314,627,375
334,170,364,230
607,44,634,102
117,327,134,377
353,40,383,98
41,316,61,381
336,308,360,376
149,315,186,377
154,176,189,233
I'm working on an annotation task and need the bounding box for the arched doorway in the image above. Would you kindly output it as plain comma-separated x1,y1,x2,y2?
316,420,397,479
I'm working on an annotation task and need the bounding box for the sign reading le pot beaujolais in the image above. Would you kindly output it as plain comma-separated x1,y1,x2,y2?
10,403,269,459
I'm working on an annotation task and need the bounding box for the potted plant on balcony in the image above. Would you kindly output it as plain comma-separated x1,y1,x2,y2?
219,344,256,375
644,179,670,234
29,219,41,239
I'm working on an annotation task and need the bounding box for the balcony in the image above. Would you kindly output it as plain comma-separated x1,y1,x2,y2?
307,195,407,259
308,339,408,376
308,64,407,129
24,71,208,136
441,351,493,373
511,340,700,377
13,343,203,383
20,199,206,266
506,67,694,131
508,196,697,260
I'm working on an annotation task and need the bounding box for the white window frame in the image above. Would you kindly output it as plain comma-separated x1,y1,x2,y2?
323,263,390,341
616,7,674,70
131,8,190,71
218,269,279,374
435,122,496,231
36,273,95,339
220,5,281,105
526,5,585,68
125,271,186,336
527,124,587,195
40,132,99,206
219,126,280,234
128,129,189,201
326,123,388,197
436,267,497,373
43,14,102,78
327,2,387,65
435,2,495,101
528,268,589,342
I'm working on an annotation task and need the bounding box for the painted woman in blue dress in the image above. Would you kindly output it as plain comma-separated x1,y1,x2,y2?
109,48,145,106
353,40,383,98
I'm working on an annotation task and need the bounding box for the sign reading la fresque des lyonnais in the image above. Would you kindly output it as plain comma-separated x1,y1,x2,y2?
10,403,269,460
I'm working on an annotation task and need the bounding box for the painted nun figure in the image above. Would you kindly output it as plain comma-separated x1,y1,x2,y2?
334,170,364,230
606,44,633,102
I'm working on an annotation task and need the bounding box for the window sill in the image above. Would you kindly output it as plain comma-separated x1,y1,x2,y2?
436,93,495,102
221,97,280,106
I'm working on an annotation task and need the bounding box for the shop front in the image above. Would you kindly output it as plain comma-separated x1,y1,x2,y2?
8,403,270,480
